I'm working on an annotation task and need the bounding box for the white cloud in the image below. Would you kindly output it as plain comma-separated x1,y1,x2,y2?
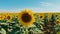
29,8,52,12
40,2,52,6
29,8,60,13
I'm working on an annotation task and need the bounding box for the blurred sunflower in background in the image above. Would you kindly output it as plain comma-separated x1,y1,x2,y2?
18,9,35,27
0,14,5,20
38,13,44,19
5,13,12,21
56,20,60,25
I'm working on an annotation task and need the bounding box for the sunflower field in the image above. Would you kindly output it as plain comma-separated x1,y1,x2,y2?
0,10,60,34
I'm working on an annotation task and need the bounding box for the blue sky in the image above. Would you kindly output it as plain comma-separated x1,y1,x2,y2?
0,0,60,12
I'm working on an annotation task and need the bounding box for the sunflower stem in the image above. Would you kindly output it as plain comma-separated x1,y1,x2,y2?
25,27,28,34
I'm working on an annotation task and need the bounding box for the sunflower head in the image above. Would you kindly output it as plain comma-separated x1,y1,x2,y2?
18,9,35,27
0,15,5,20
38,13,44,19
5,13,12,21
56,20,60,24
39,15,44,19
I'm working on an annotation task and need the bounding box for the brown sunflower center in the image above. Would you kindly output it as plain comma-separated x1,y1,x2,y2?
7,16,10,20
40,16,43,18
0,16,2,19
21,13,32,23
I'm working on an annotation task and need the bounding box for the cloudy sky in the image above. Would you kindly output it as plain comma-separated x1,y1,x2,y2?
0,0,60,12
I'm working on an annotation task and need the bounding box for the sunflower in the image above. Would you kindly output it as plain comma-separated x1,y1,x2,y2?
56,20,60,25
0,14,5,20
5,13,12,21
18,9,35,27
38,13,44,19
